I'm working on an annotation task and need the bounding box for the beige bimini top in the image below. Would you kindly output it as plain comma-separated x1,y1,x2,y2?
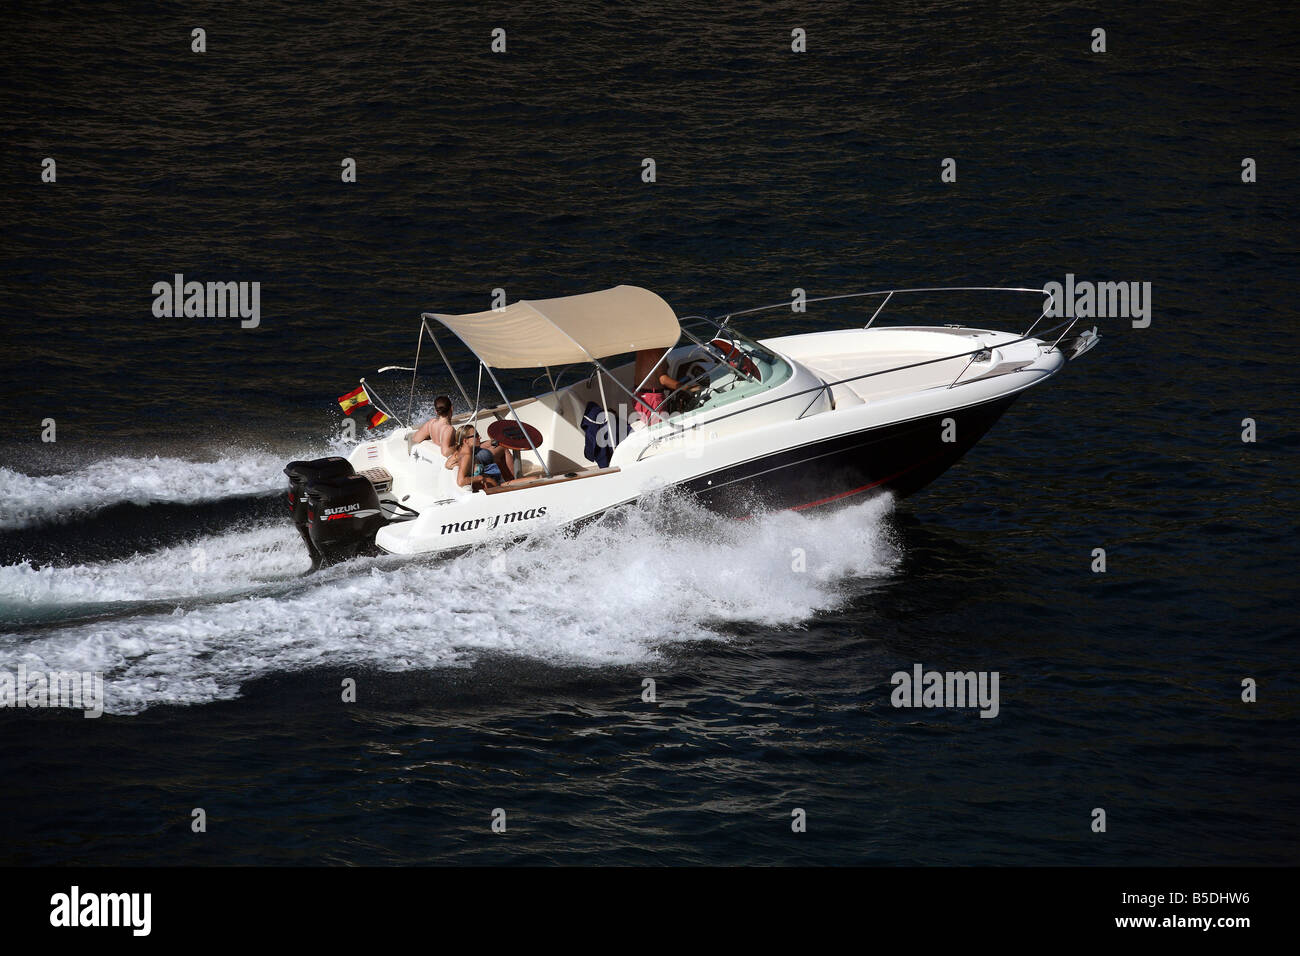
426,285,680,369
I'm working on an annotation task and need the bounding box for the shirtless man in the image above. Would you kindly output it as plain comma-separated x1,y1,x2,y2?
633,349,675,394
633,348,687,424
408,396,455,456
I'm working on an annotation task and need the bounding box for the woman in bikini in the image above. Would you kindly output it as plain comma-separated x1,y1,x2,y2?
445,425,507,491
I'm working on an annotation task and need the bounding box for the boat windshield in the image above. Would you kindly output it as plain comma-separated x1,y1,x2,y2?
667,319,792,416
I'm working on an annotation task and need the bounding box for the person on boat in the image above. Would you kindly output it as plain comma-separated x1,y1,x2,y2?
445,425,502,491
631,348,713,426
409,396,456,455
632,349,685,425
478,435,516,482
447,425,528,487
471,425,518,481
411,397,516,475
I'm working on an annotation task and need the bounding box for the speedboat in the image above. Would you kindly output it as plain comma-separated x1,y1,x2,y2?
285,285,1097,566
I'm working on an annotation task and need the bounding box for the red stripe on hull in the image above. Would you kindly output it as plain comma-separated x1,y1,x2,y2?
788,451,946,512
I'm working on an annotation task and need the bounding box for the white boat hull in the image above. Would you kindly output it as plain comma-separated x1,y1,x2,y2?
355,325,1068,556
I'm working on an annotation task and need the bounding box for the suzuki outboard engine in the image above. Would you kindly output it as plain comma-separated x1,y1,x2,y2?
284,457,383,570
304,474,385,567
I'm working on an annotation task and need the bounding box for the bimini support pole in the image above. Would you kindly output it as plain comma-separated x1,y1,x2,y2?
421,315,475,416
406,321,425,422
480,363,551,478
595,372,613,432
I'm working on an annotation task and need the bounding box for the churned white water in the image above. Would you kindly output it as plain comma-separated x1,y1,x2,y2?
0,450,898,715
0,525,308,608
0,452,296,530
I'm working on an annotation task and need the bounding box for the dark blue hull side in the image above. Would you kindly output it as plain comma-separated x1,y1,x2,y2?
682,394,1020,515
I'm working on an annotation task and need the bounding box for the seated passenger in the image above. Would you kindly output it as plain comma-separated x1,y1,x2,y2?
632,349,706,425
408,395,456,456
633,348,686,425
477,433,516,482
446,425,501,491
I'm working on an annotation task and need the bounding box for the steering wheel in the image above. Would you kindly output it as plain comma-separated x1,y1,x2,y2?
675,360,715,403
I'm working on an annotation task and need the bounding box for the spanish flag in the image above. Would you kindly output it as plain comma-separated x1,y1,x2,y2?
368,409,389,429
338,384,370,415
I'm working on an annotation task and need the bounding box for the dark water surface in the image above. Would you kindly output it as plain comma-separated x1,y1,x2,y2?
0,1,1296,864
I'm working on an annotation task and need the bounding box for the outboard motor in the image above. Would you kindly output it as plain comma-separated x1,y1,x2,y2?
284,457,357,570
303,473,386,568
